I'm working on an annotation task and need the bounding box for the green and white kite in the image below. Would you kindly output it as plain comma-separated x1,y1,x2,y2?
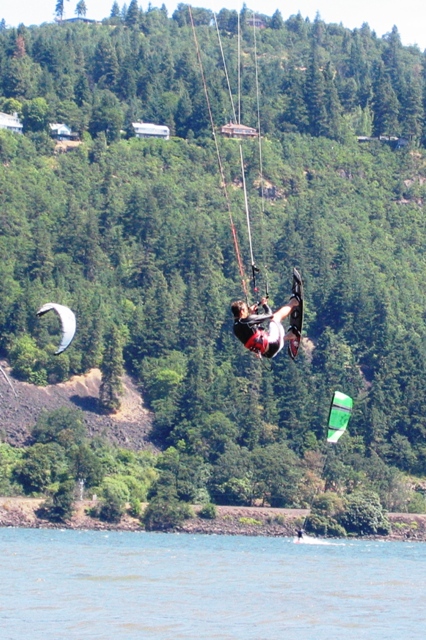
327,391,353,443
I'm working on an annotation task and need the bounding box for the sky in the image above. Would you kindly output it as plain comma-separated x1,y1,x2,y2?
2,0,426,50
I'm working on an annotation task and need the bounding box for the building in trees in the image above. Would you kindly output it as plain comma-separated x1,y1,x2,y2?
49,123,77,140
220,122,257,139
0,111,23,133
62,17,98,23
246,16,266,29
132,122,170,139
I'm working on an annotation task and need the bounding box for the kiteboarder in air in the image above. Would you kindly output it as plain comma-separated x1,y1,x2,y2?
231,295,300,359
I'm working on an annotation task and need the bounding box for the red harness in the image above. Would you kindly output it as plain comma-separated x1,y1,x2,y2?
244,330,269,356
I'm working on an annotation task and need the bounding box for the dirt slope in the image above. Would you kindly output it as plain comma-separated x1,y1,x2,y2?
0,361,154,450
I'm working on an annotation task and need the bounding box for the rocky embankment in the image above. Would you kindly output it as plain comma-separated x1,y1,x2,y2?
0,363,154,450
0,498,425,541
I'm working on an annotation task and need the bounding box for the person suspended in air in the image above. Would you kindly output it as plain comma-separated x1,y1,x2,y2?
231,295,300,359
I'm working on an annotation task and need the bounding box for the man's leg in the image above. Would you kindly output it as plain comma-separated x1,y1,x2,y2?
272,297,299,324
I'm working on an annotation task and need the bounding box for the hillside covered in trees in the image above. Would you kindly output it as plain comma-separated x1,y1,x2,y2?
1,4,426,533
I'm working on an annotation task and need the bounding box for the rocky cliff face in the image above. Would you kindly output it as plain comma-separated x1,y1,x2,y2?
0,362,154,451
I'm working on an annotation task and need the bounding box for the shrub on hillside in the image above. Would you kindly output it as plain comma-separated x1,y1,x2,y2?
338,490,391,536
89,478,130,523
143,495,193,531
197,503,217,519
37,479,75,523
306,513,347,537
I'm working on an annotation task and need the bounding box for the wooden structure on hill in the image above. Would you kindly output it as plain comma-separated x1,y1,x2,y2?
220,122,258,139
247,16,266,29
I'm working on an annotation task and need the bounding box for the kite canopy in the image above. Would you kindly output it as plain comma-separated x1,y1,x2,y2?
327,391,353,443
36,303,76,355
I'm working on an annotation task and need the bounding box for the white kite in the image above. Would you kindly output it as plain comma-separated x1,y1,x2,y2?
36,303,76,354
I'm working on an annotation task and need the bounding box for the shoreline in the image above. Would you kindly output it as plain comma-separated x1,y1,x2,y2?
0,498,424,541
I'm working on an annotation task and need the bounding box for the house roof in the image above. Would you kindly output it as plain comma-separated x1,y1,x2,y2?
62,17,97,23
221,122,257,134
132,122,169,130
49,123,72,133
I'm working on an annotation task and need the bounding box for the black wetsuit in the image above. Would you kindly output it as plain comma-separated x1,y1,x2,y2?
233,302,273,356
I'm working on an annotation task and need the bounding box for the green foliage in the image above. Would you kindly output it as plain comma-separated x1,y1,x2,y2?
22,98,50,133
99,324,125,414
208,444,252,505
0,129,21,163
113,474,149,502
251,443,303,507
311,492,345,518
96,477,130,523
14,443,68,494
32,407,86,448
212,477,252,506
0,444,24,495
338,491,391,536
9,335,47,384
306,513,347,538
38,479,75,523
239,517,262,526
150,446,210,503
89,90,123,143
407,492,426,514
197,502,217,519
70,444,104,488
143,495,194,531
392,520,418,530
128,497,142,518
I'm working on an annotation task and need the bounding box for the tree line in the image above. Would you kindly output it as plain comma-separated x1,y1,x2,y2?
0,4,425,144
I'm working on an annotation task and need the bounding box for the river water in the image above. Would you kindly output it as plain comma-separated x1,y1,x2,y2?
0,528,424,639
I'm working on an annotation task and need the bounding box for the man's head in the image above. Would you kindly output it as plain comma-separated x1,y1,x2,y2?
231,300,248,319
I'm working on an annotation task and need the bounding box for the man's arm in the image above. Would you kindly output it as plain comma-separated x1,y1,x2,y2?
240,308,273,327
261,300,272,315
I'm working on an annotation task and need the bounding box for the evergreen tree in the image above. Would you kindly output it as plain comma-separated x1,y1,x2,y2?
382,26,404,101
305,43,328,137
372,62,400,136
110,1,120,18
216,8,238,33
93,39,119,87
125,0,140,28
282,66,309,134
75,0,87,17
270,10,283,30
55,0,67,21
349,35,373,109
3,55,39,99
322,61,343,139
117,54,137,101
22,97,50,132
74,73,90,107
40,479,75,522
99,325,124,414
400,75,423,141
89,89,124,142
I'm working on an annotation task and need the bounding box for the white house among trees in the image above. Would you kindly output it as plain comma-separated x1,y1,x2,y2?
49,123,74,140
0,112,23,133
132,122,170,139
